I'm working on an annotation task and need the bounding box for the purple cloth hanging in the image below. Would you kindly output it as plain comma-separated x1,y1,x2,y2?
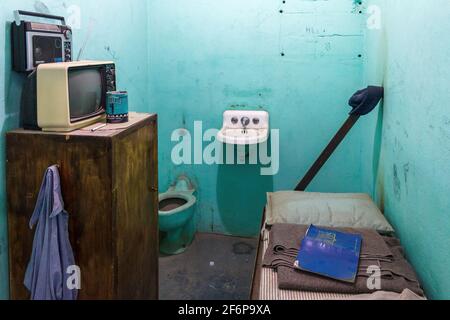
24,165,78,300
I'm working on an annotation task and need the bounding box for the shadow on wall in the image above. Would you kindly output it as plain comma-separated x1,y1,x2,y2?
372,103,385,210
216,144,274,238
2,20,25,175
3,21,25,117
1,21,25,299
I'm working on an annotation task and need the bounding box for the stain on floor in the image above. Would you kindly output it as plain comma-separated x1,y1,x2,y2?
159,233,258,300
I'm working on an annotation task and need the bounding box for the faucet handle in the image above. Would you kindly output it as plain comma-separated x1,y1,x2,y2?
241,117,250,127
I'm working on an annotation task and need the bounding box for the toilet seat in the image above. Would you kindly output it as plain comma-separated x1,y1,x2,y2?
159,192,197,216
158,176,197,255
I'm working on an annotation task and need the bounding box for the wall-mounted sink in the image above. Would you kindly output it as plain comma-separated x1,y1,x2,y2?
218,110,270,145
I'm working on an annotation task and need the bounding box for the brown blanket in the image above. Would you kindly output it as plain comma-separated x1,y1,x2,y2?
353,289,426,301
263,224,424,296
263,224,394,269
277,246,424,295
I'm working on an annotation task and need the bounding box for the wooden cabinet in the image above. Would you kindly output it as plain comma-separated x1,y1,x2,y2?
6,113,158,300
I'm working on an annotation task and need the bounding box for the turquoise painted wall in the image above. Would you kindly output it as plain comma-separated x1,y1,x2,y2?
148,0,367,236
364,0,450,299
0,0,149,299
11,0,448,300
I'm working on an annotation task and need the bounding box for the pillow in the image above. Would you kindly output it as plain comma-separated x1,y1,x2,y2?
265,192,394,233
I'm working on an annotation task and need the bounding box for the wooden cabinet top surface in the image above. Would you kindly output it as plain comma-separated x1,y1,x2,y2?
8,113,156,139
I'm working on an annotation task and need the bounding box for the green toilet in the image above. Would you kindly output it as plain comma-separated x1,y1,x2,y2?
159,176,197,255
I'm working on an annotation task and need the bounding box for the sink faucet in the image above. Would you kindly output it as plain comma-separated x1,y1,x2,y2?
241,117,250,128
241,117,250,134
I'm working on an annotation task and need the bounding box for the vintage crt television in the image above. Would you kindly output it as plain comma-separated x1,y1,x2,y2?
21,60,116,132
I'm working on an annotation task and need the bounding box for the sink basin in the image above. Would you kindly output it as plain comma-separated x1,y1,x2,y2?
218,128,269,145
217,110,270,145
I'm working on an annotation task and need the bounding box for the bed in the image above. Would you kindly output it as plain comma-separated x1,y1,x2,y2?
250,192,426,300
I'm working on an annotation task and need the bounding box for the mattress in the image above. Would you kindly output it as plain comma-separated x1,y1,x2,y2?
257,229,354,300
255,229,425,301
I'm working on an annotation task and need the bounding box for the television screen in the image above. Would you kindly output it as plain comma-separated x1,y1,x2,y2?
68,68,104,121
32,36,63,66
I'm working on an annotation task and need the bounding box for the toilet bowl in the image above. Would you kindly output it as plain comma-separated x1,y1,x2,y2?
159,176,197,255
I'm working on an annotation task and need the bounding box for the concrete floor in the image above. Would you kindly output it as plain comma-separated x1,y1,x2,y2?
159,233,258,300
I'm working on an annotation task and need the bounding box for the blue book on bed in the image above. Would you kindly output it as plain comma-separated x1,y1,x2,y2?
295,225,362,283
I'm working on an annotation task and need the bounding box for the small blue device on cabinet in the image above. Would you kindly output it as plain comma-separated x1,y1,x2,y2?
106,91,129,124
